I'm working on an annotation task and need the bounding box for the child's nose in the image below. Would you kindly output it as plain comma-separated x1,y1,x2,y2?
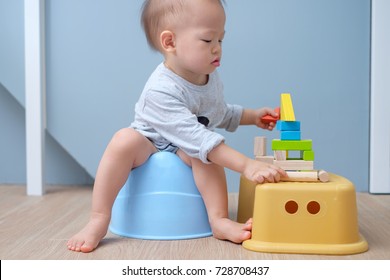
212,44,222,54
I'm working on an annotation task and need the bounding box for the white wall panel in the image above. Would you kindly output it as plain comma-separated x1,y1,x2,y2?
370,0,390,193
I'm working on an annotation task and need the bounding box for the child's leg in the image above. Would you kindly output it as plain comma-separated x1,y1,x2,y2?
67,128,157,253
177,150,252,243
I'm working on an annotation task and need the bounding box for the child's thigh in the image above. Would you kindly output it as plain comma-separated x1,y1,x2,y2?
176,149,193,167
110,128,157,166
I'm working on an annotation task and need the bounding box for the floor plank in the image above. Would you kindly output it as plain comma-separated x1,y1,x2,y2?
0,185,389,260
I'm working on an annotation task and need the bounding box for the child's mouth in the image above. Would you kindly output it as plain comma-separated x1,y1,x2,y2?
212,59,220,67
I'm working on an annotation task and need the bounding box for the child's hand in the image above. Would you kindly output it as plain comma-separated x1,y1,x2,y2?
243,159,287,183
255,107,279,131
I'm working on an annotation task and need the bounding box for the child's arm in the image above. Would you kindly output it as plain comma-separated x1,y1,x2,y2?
208,142,287,183
240,108,279,131
210,107,285,183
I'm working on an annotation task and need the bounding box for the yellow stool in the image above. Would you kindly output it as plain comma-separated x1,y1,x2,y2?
237,173,368,255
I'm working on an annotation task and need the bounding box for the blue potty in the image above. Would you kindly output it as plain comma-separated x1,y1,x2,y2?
109,152,212,240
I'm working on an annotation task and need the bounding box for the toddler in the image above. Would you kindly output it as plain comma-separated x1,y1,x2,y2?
67,0,286,253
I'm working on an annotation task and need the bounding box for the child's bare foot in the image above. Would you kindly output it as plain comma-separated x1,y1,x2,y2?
67,213,110,253
210,218,252,243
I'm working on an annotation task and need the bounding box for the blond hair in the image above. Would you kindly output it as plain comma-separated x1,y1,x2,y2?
140,0,224,51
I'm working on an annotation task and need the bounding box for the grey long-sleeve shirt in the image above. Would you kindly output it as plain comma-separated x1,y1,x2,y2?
130,63,243,163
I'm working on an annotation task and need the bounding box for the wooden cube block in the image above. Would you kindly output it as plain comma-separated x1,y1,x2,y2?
273,160,314,170
280,93,296,121
283,170,329,182
302,150,315,161
272,139,312,151
276,120,300,131
274,150,287,161
255,155,274,164
254,136,267,156
261,107,280,124
281,131,301,140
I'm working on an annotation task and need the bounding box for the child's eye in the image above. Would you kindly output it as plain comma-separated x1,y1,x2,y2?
201,39,212,43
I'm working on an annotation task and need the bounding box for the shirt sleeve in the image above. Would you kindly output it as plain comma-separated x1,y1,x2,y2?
217,103,243,132
141,89,225,164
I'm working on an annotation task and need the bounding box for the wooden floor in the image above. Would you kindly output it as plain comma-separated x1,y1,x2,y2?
0,184,389,260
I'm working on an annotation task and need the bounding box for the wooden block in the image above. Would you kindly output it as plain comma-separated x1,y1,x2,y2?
255,155,274,164
280,131,301,140
274,150,287,161
272,139,312,151
260,107,280,124
280,93,296,121
284,171,318,181
276,120,300,131
301,150,315,161
282,170,329,182
273,160,314,170
318,170,330,182
254,136,267,156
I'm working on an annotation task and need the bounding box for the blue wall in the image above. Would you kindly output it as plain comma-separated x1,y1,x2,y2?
0,83,93,185
221,0,371,191
0,0,93,185
0,0,371,191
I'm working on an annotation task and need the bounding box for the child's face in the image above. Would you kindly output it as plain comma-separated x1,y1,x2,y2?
167,0,226,85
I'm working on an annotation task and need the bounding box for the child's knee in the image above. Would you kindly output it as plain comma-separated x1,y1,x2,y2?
112,128,132,143
111,128,144,150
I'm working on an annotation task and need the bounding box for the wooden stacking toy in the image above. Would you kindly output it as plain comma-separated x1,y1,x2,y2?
238,93,368,255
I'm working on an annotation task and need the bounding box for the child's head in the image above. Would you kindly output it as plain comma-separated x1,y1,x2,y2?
141,0,226,84
141,0,225,51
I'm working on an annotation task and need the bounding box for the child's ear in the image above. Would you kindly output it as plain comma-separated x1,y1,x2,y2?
160,30,175,52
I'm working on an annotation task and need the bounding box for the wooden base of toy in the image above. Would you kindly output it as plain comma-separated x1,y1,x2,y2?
237,173,368,255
